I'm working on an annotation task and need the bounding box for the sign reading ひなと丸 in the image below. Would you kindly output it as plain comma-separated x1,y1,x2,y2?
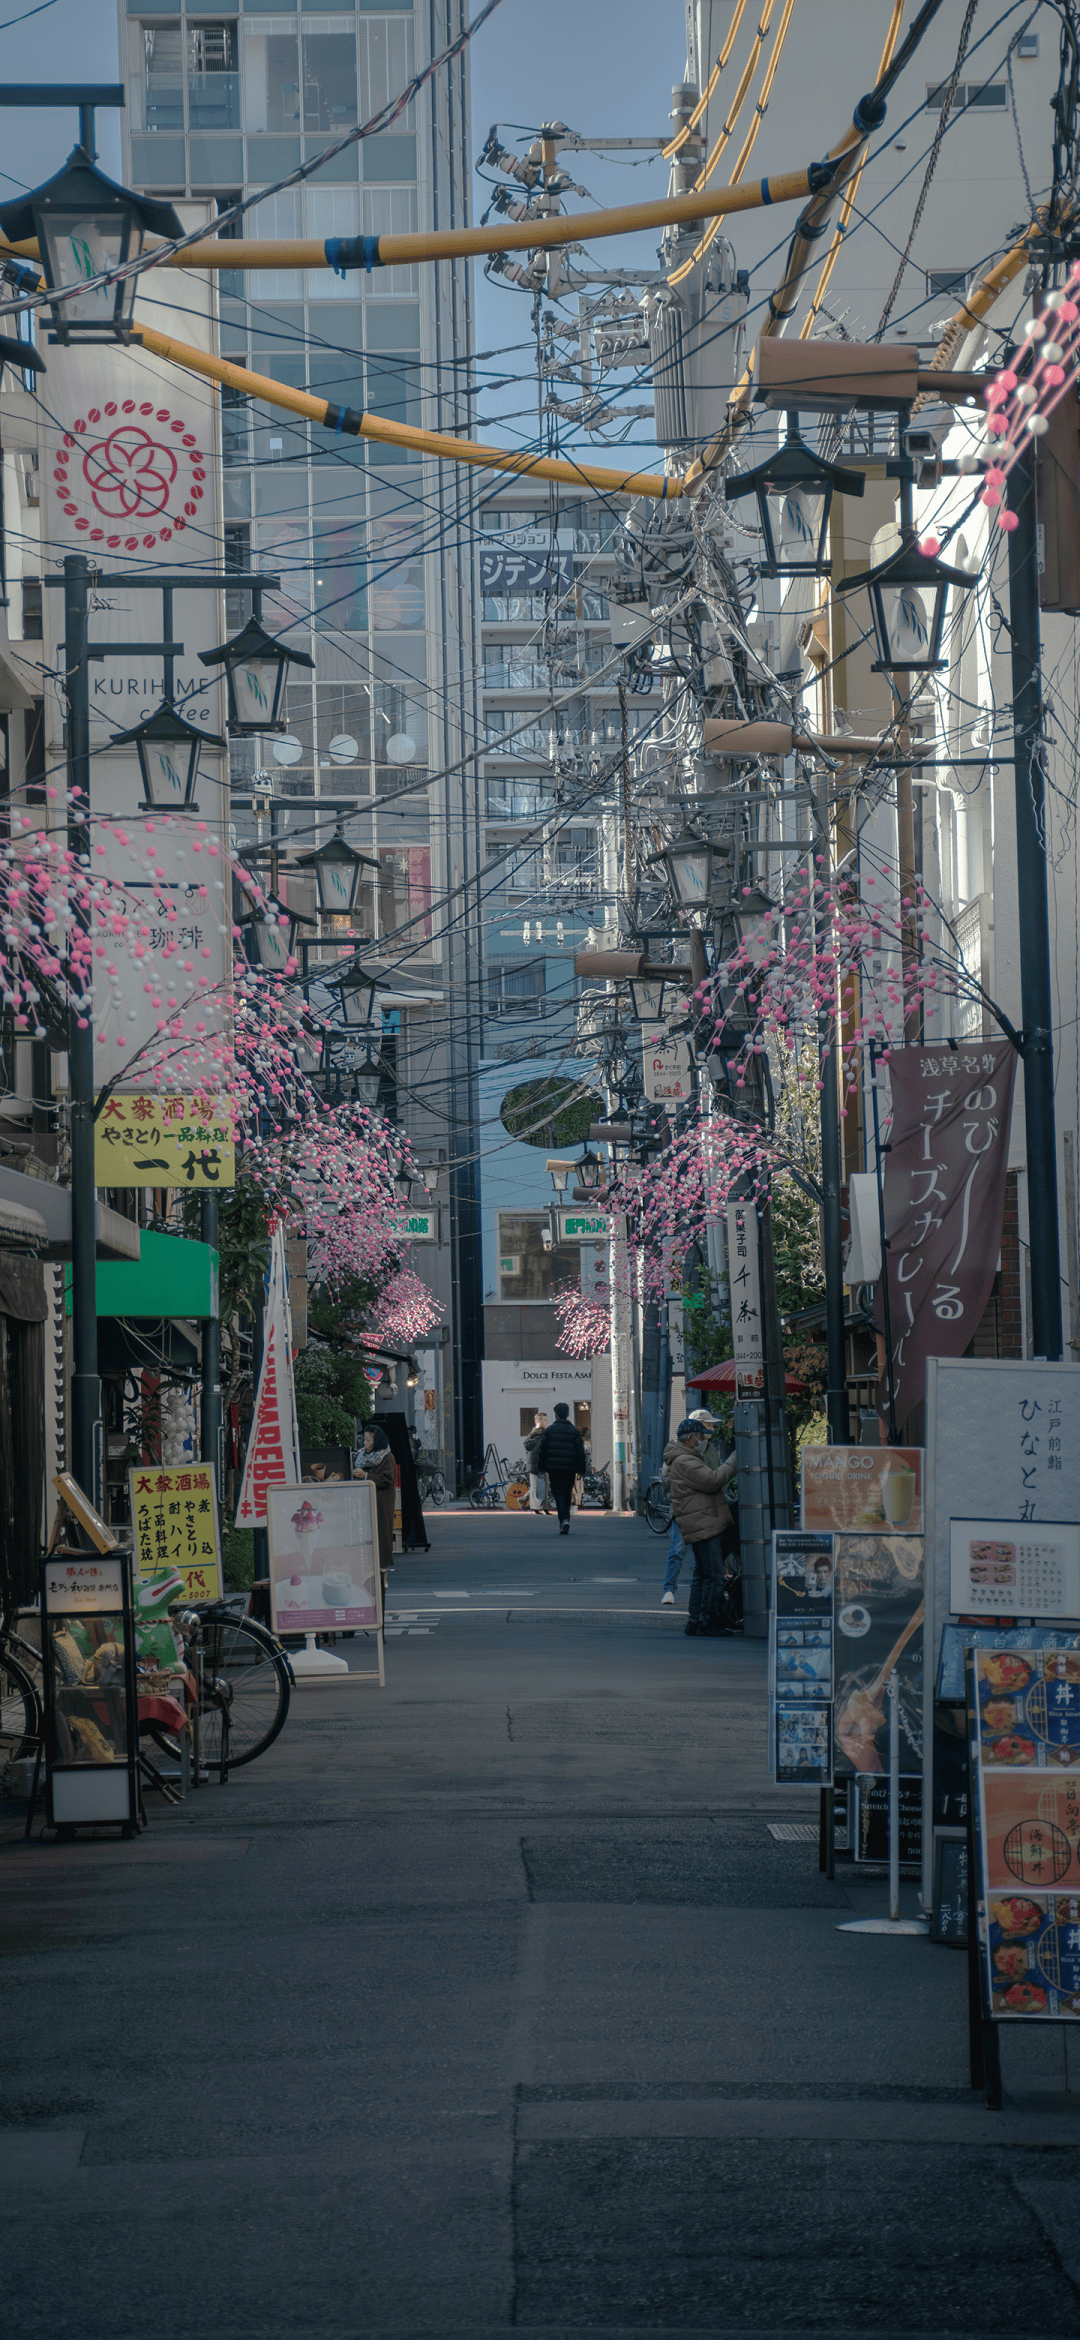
95,1095,235,1187
129,1465,223,1603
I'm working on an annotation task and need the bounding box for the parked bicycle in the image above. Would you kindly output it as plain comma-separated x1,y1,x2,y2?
415,1457,448,1507
146,1597,293,1772
469,1443,511,1508
642,1476,672,1534
580,1463,612,1510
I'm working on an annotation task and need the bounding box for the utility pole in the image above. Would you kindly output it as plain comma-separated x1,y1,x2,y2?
63,553,102,1509
816,776,848,1443
200,1191,222,1490
1008,438,1063,1359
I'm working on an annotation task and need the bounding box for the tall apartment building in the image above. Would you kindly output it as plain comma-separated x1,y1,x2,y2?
474,480,659,1464
118,0,484,1469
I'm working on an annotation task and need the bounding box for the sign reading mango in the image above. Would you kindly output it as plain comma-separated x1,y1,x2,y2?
95,1095,235,1187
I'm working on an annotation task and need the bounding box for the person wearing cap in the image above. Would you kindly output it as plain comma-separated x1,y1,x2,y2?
660,1407,722,1607
667,1416,738,1637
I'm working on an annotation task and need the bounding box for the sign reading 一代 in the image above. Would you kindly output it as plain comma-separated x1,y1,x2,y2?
128,1464,223,1603
95,1094,235,1187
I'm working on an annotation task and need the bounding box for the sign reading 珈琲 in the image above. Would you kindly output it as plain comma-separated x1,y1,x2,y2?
94,1093,235,1186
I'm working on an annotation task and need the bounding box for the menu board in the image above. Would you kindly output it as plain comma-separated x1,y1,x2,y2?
949,1519,1080,1619
937,1622,1080,1703
802,1447,923,1535
769,1532,833,1784
969,1648,1080,2021
832,1535,924,1780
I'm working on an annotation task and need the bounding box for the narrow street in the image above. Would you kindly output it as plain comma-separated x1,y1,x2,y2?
2,1511,1078,2340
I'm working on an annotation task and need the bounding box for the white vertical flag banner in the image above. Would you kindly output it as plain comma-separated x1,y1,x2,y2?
235,1226,303,1529
726,1202,764,1397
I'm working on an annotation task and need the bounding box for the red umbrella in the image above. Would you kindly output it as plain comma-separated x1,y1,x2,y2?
686,1358,810,1395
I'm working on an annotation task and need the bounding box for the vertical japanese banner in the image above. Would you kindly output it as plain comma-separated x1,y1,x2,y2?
35,213,231,1093
878,1042,1017,1428
726,1202,764,1397
234,1226,302,1529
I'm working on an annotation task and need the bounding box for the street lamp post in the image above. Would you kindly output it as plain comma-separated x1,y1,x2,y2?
64,554,100,1506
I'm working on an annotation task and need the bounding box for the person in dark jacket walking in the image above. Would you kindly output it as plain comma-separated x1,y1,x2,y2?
358,1424,397,1613
534,1403,588,1533
668,1417,738,1637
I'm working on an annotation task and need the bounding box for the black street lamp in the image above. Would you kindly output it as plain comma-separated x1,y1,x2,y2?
837,532,973,675
650,829,728,914
724,417,863,576
298,827,377,919
199,613,314,735
333,963,379,1029
353,1052,383,1111
109,700,223,811
0,147,183,344
578,1147,603,1191
242,898,312,975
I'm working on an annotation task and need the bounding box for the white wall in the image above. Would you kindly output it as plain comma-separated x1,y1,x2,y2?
481,1359,594,1472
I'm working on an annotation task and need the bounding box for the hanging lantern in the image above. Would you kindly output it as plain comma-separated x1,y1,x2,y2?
298,827,377,917
0,148,183,344
724,419,864,577
199,615,314,735
333,964,379,1028
110,701,223,811
837,535,974,673
353,1052,384,1111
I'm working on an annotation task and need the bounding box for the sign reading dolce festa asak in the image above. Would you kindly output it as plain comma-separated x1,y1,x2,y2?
33,214,231,1095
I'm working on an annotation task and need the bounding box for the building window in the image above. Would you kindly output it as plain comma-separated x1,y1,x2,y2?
926,270,969,302
926,82,1006,110
19,578,42,642
188,22,240,132
498,1213,579,1301
302,28,358,133
1017,32,1038,56
143,24,184,135
487,962,546,1019
224,521,251,631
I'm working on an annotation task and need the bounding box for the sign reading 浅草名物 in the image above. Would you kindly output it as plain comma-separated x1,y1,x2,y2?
128,1464,223,1603
94,1095,235,1187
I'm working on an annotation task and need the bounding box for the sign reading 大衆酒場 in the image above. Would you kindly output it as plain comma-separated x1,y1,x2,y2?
95,1094,235,1187
129,1464,223,1603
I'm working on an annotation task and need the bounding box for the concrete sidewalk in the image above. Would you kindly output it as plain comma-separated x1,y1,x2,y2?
1,1508,1077,2338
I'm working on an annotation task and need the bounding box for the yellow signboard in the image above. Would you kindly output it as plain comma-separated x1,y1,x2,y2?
95,1095,235,1187
128,1464,223,1603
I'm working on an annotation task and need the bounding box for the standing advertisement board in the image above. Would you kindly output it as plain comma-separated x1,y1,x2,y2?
923,1359,1080,1910
129,1464,223,1604
801,1447,922,1535
968,1648,1080,2023
769,1531,834,1783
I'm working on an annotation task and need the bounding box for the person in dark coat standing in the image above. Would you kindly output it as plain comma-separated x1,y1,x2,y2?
359,1424,397,1613
535,1403,588,1534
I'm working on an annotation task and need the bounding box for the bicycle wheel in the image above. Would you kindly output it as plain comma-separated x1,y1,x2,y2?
643,1478,672,1535
149,1617,290,1769
1,1648,41,1766
426,1469,447,1507
468,1485,484,1509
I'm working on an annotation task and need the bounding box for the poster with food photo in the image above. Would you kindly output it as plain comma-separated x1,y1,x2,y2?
266,1481,380,1635
769,1532,833,1783
832,1535,924,1780
801,1447,922,1534
969,1649,1080,2020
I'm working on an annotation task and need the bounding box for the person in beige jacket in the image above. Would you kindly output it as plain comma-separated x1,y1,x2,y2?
667,1417,738,1638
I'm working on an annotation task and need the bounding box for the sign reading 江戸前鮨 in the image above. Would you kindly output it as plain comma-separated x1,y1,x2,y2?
94,1094,235,1187
128,1464,223,1603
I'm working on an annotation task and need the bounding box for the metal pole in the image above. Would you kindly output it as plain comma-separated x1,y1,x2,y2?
64,553,102,1509
1007,440,1063,1359
200,1191,222,1493
869,1038,899,1444
816,791,848,1443
888,1666,900,1923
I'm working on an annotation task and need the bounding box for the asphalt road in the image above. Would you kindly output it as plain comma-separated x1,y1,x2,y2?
1,1507,1078,2338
